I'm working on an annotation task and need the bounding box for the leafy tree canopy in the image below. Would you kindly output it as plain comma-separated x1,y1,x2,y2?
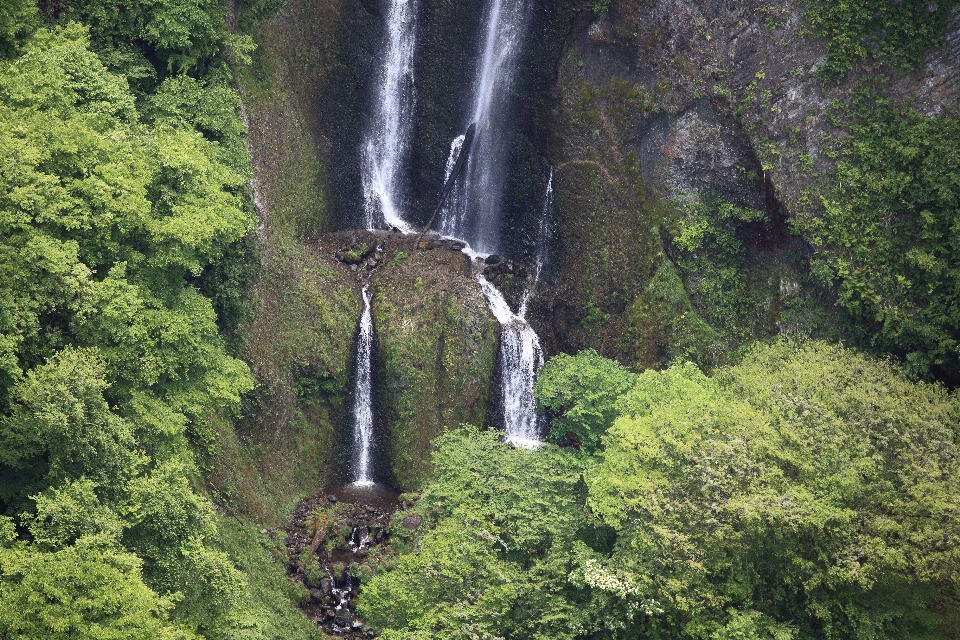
366,342,960,639
534,348,636,452
798,93,960,382
0,16,259,635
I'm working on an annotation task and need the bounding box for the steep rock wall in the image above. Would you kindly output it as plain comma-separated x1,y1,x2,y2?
370,244,498,489
528,0,960,369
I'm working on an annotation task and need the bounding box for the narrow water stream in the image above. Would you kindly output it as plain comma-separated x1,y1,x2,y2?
476,275,544,446
351,285,375,486
362,0,418,232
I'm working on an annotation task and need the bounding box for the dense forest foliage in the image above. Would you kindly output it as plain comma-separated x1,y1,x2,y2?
0,2,320,637
0,0,959,638
361,342,960,639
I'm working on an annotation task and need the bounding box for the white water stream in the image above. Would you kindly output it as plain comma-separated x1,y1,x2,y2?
439,0,531,253
362,0,418,233
358,0,547,446
352,286,375,486
476,275,544,447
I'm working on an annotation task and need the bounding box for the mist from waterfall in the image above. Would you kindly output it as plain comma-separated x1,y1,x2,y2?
352,286,375,486
362,0,418,233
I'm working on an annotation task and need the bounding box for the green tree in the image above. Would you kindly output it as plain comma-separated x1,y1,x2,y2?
798,96,960,382
359,427,603,639
58,0,226,73
0,526,197,640
588,341,960,638
0,0,37,57
0,347,142,504
534,349,636,452
0,22,259,635
22,478,125,550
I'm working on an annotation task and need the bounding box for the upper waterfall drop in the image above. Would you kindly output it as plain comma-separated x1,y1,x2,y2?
439,0,532,253
362,0,418,233
352,285,375,486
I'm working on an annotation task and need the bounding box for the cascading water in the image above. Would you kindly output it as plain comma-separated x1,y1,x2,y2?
362,0,418,232
351,286,375,486
481,168,552,446
477,275,544,447
431,0,548,444
439,0,531,253
522,167,552,314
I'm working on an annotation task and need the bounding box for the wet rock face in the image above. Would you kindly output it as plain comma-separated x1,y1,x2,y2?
306,230,497,490
284,487,402,637
527,0,960,366
482,257,531,313
557,0,959,216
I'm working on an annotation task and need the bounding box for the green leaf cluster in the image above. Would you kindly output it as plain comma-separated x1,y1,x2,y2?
57,0,227,74
358,427,609,639
0,13,297,637
534,348,636,452
803,0,959,81
796,94,960,382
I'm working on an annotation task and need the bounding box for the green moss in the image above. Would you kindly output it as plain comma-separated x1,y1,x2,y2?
387,250,409,268
624,261,720,367
235,0,374,239
371,253,498,489
212,516,323,639
208,238,358,523
549,156,669,366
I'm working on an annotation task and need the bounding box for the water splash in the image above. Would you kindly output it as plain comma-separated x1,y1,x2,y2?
352,286,375,486
362,0,418,233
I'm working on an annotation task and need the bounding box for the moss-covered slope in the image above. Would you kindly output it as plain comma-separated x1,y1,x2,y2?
370,245,498,489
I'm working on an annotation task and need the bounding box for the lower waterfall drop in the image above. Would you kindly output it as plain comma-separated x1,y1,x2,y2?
477,275,544,447
352,285,375,486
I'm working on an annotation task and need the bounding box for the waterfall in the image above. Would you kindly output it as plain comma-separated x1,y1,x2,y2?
522,168,552,315
430,0,547,444
352,285,375,486
439,0,531,253
482,169,552,446
477,275,544,447
362,0,418,233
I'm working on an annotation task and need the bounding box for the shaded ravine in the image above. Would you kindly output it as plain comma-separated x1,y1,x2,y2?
362,0,418,233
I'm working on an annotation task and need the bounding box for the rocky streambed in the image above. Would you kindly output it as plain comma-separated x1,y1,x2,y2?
282,485,415,637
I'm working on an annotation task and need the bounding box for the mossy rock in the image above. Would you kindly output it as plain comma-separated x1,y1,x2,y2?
371,248,498,490
210,237,359,524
